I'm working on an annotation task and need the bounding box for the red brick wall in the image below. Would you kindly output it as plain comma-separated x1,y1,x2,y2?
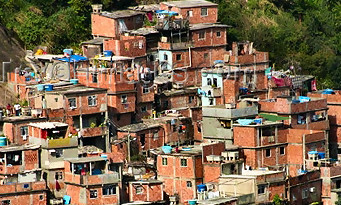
233,127,257,147
203,163,220,183
104,36,146,57
129,183,162,202
191,47,227,68
191,28,226,47
91,14,117,38
0,191,46,205
108,93,135,114
159,4,218,24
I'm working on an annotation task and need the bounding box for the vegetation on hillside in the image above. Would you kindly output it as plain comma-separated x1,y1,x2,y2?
212,0,341,89
1,0,341,88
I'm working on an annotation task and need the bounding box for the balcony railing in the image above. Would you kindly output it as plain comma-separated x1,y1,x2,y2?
155,19,189,30
65,172,120,185
81,127,107,137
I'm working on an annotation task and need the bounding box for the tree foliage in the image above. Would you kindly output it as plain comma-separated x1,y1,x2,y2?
212,0,341,89
0,0,137,53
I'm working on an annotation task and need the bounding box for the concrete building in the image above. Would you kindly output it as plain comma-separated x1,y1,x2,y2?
202,101,258,146
27,122,78,200
219,169,286,204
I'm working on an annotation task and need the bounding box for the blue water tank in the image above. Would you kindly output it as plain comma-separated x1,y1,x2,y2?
188,200,197,205
36,84,45,91
44,84,54,91
318,152,325,159
70,79,79,85
0,137,7,146
104,50,113,57
162,146,172,154
63,195,71,204
197,184,206,192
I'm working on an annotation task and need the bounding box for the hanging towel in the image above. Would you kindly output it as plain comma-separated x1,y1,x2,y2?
56,180,61,191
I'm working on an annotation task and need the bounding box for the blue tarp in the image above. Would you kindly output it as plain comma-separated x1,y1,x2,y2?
298,96,310,103
156,10,178,16
237,119,254,126
322,89,335,94
57,55,88,62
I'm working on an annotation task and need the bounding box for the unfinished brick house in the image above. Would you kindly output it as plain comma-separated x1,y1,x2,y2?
287,170,322,205
31,83,109,152
0,144,47,205
64,156,123,205
27,122,78,200
308,90,341,159
2,116,47,146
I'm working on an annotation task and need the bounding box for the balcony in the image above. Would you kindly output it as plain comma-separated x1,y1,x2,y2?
65,172,120,186
155,19,189,30
29,136,78,148
0,164,21,175
81,126,107,137
0,181,46,194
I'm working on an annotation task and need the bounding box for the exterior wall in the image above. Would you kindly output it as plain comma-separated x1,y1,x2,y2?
191,28,227,48
159,4,218,24
191,47,227,68
66,184,119,205
288,170,322,205
104,36,146,57
129,183,163,202
0,187,46,205
157,154,202,203
108,93,136,114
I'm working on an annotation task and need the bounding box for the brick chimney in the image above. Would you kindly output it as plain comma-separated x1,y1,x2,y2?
92,4,103,14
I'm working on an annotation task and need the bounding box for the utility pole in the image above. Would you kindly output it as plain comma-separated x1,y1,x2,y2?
127,134,131,162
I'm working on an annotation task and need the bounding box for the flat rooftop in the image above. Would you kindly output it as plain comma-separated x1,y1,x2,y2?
221,169,284,178
233,120,283,127
100,10,144,19
117,122,161,132
66,156,106,164
81,37,110,45
1,116,46,123
0,144,40,152
190,23,231,31
161,0,217,8
129,4,159,12
29,122,68,129
46,84,107,95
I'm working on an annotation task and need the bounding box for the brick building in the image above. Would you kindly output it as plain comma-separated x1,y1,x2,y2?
0,144,47,205
31,83,109,152
64,156,122,205
128,180,164,203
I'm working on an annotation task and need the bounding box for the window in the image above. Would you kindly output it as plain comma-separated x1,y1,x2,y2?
336,180,341,189
121,95,128,104
92,73,98,83
199,31,205,40
204,53,209,59
90,190,98,199
302,189,308,199
207,78,212,86
55,149,63,158
257,185,265,195
141,106,147,113
20,126,28,141
142,87,149,94
209,98,214,106
187,10,193,17
140,134,145,146
216,31,221,37
213,78,217,87
103,185,116,195
55,171,63,180
164,54,168,61
298,114,306,124
153,131,159,140
88,96,97,106
187,181,192,188
189,96,194,104
162,157,168,166
1,200,10,205
136,186,143,194
181,158,187,167
163,101,169,109
39,195,44,200
68,98,76,109
265,149,271,157
176,54,182,61
201,8,208,16
280,147,285,155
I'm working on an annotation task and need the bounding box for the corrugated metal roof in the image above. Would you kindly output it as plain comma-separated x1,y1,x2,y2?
161,0,217,8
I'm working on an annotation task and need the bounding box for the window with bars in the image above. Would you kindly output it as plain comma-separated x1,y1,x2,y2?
88,96,97,106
